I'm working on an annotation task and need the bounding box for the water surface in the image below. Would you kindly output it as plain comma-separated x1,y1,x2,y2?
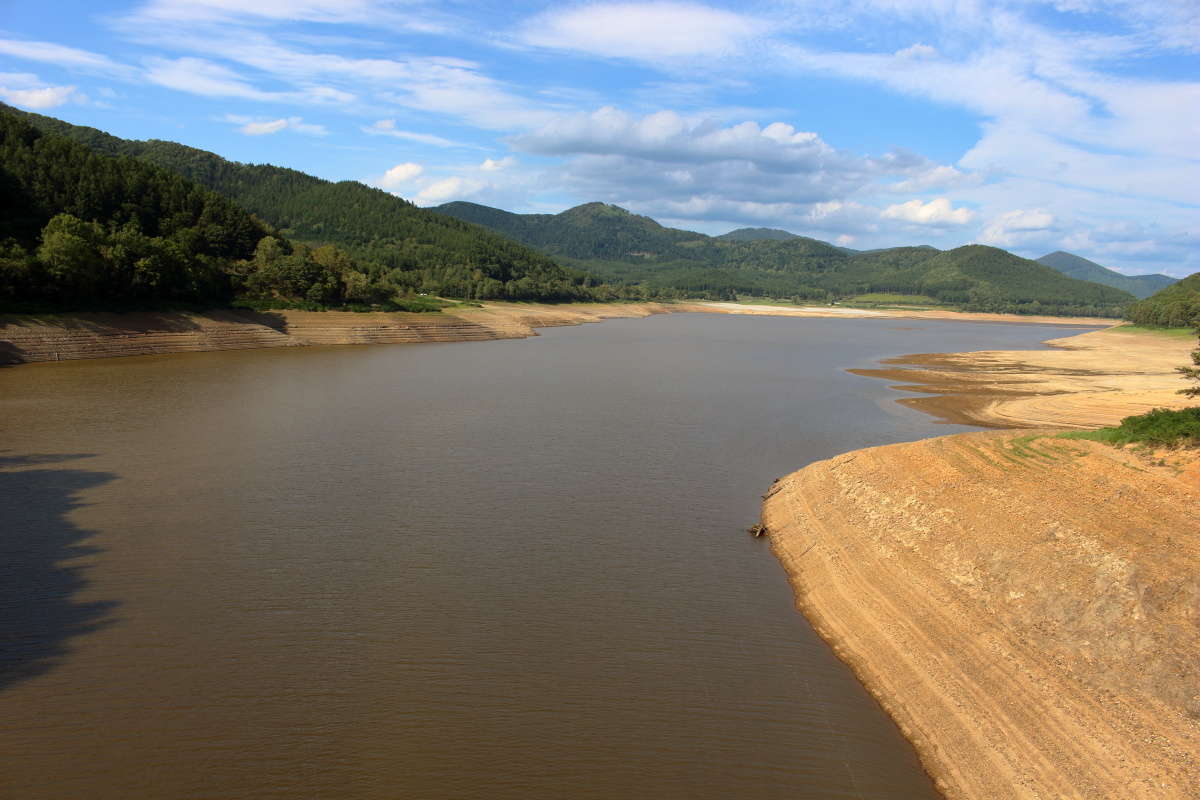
0,313,1091,799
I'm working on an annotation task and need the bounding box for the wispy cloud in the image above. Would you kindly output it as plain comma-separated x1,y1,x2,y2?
224,114,327,136
363,119,461,147
0,38,134,78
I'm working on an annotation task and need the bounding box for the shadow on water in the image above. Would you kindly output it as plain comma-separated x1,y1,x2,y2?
0,453,118,691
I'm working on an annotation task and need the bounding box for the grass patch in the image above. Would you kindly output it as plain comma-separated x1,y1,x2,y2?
1059,407,1200,448
845,293,945,307
1106,324,1196,339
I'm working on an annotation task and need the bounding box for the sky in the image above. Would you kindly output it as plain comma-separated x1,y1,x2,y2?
1,0,1197,276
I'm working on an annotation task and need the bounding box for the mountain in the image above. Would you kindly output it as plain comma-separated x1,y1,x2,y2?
2,104,602,303
717,227,799,242
1126,272,1200,328
438,201,1134,316
1036,251,1176,299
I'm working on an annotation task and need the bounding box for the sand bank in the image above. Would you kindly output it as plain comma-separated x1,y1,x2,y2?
763,431,1200,799
853,325,1196,428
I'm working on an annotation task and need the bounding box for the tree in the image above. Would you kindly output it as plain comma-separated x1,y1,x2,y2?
1180,326,1200,398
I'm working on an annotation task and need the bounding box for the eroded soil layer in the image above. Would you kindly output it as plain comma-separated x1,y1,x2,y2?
762,431,1200,799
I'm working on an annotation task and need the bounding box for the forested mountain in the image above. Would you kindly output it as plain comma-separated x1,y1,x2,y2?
438,201,1135,316
0,111,371,309
1,105,630,303
1126,273,1200,328
716,228,799,242
1036,251,1175,299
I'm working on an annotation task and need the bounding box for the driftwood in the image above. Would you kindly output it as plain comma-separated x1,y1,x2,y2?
747,523,768,538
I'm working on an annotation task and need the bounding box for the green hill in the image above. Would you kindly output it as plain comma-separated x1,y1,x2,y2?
0,111,369,310
1036,251,1176,299
2,105,605,302
437,201,1134,316
1126,273,1200,328
716,227,798,242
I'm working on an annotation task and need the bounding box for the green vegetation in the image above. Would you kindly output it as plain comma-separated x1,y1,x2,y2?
1060,407,1200,448
1126,272,1200,328
843,293,945,307
716,227,799,242
437,202,1135,317
1108,324,1196,338
2,104,681,305
1036,250,1175,299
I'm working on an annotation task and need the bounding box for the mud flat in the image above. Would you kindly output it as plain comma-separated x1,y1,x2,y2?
0,302,703,364
763,430,1200,799
853,325,1196,429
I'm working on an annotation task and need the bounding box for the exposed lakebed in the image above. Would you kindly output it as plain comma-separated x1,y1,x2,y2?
0,313,1093,799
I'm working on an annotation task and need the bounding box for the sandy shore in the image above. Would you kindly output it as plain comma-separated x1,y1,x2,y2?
0,300,1110,365
852,326,1196,428
0,302,706,364
763,431,1200,799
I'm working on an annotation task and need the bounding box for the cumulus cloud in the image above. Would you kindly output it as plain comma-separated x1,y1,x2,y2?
0,73,80,109
882,197,975,226
979,208,1057,246
480,156,515,171
376,162,424,190
414,176,486,205
518,2,765,61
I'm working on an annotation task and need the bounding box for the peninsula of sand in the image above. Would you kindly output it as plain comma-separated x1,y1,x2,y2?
764,324,1199,799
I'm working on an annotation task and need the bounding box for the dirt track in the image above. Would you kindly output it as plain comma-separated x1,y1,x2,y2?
853,326,1195,428
763,431,1200,799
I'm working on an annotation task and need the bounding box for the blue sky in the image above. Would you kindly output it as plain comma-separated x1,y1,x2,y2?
1,0,1197,275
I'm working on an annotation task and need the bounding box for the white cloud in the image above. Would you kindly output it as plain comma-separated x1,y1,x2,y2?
882,197,975,226
414,176,485,204
979,208,1057,246
145,57,354,105
363,119,460,147
518,2,765,61
0,73,80,109
480,156,515,171
377,162,424,189
118,0,449,33
0,38,134,77
224,114,327,136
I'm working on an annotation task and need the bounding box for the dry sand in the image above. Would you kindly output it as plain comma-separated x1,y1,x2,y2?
762,432,1200,799
853,326,1196,428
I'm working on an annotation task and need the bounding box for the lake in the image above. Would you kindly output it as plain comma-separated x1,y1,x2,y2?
0,313,1090,799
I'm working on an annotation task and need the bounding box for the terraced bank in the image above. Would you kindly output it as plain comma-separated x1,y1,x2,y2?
763,431,1200,799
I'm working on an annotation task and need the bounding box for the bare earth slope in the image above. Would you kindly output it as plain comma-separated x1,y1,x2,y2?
852,326,1194,428
0,303,698,364
763,431,1200,799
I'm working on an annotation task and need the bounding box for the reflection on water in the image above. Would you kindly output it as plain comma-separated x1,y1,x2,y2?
0,314,1090,799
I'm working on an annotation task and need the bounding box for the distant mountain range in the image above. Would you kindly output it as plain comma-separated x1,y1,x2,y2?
0,103,1157,318
1035,251,1175,299
437,201,1135,317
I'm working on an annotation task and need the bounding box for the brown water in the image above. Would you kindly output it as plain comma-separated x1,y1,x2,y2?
0,313,1091,799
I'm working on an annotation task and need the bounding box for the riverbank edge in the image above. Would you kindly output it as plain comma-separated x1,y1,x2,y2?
0,301,1115,365
760,431,1200,799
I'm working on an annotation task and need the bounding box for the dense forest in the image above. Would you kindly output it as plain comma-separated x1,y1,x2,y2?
438,202,1136,317
1035,251,1175,299
2,105,686,306
0,112,379,310
1126,273,1200,328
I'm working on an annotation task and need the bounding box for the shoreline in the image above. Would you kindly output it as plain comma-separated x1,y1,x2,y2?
0,301,1116,366
762,431,1200,799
